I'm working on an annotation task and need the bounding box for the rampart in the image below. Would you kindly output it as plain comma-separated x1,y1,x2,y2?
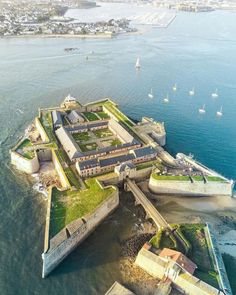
42,190,119,278
51,149,71,189
149,176,233,197
35,117,49,143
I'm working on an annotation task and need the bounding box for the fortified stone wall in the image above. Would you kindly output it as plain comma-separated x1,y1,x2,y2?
135,247,167,279
149,177,233,196
42,190,119,278
51,150,70,189
173,273,224,295
10,150,40,174
135,247,224,295
37,149,52,162
35,117,49,143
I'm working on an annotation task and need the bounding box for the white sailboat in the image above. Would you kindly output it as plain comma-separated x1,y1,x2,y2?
216,106,223,117
135,57,141,69
163,94,169,103
148,88,154,99
189,87,195,96
199,104,206,114
173,83,177,91
212,89,218,98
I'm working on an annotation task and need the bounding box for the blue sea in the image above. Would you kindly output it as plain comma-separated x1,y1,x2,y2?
0,10,236,295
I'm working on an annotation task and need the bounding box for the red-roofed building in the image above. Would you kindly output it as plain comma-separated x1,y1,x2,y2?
159,248,197,275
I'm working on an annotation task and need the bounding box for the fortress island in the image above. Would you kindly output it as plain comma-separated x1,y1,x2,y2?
10,96,234,294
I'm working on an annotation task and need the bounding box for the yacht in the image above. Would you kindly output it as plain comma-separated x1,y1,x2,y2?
173,83,177,91
163,94,169,103
212,89,218,98
216,106,223,117
148,88,154,99
135,57,141,69
189,87,195,96
199,104,206,114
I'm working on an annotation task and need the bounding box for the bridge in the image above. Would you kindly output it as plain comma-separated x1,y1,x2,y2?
125,179,170,230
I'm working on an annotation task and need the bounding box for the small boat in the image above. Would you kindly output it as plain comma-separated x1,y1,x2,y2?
212,89,218,98
189,87,195,96
148,88,154,99
163,94,169,103
216,106,223,117
135,57,141,69
199,104,206,114
173,83,177,91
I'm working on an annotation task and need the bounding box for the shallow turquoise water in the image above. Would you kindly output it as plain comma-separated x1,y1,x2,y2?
0,10,236,295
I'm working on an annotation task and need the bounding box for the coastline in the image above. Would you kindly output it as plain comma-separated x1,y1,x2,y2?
0,30,142,40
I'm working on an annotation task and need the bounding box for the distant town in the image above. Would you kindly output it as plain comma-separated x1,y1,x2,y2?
1,0,236,37
0,0,136,37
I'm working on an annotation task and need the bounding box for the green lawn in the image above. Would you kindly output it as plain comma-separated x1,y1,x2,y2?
111,138,122,146
40,111,57,143
64,167,80,189
180,224,219,288
151,174,190,181
150,224,219,289
72,132,90,142
50,178,116,237
79,142,98,152
83,112,99,121
97,111,110,119
17,138,32,150
93,128,113,138
56,148,70,164
192,175,204,181
206,176,225,182
104,101,135,128
16,139,35,159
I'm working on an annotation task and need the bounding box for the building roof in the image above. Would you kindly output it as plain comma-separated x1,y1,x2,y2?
132,146,157,158
159,248,197,275
67,110,85,124
115,162,136,173
55,126,81,160
100,154,134,168
78,158,99,170
52,110,62,126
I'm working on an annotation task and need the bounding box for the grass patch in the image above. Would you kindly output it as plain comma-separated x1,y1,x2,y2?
192,175,203,181
40,111,57,143
136,160,163,171
151,174,190,181
93,128,113,138
16,139,35,159
97,111,109,119
64,167,80,189
83,112,99,121
180,224,219,288
206,176,225,182
79,142,98,152
50,178,116,237
17,138,32,150
150,229,177,250
56,148,70,164
111,138,122,146
104,101,134,128
72,132,90,142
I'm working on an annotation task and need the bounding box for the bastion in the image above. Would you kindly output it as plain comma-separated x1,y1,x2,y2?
10,94,234,278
